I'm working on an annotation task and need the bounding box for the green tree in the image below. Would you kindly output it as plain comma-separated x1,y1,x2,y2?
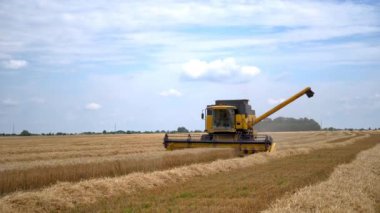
177,127,189,133
20,130,31,136
255,117,321,132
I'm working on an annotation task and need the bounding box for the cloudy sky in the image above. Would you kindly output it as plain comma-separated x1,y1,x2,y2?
1,0,380,133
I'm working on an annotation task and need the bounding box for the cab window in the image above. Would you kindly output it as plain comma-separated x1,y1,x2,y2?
213,109,235,129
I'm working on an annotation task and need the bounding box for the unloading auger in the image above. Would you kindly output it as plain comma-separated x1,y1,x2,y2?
164,87,314,154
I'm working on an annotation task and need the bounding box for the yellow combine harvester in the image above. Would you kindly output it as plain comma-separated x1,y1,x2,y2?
164,87,314,154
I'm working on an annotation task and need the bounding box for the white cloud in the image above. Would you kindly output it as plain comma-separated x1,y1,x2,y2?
2,99,18,106
2,59,28,69
0,1,378,68
268,98,286,105
182,58,260,83
85,102,102,110
0,1,379,132
159,89,182,97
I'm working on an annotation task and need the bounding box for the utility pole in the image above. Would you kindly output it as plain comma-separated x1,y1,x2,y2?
114,123,116,132
12,123,15,135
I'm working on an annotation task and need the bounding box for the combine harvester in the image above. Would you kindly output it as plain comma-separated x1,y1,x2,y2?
164,87,314,154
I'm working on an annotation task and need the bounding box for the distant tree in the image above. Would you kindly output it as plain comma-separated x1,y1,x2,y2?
102,130,107,134
20,130,31,136
56,132,66,136
81,132,96,135
177,127,189,133
255,117,321,132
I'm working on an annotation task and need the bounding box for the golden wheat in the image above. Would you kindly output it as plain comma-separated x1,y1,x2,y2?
95,134,377,213
0,134,163,155
0,132,368,213
263,143,380,213
0,148,237,195
0,132,349,169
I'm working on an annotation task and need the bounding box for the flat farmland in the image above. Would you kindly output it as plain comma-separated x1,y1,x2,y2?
0,131,379,212
0,134,237,194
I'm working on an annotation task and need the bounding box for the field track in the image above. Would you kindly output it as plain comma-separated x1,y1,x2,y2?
0,131,378,212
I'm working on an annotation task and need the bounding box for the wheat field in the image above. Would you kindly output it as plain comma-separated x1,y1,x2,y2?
264,142,380,213
0,134,238,194
0,131,378,212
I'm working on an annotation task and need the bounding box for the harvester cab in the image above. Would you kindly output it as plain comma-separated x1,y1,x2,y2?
204,100,255,134
164,87,314,154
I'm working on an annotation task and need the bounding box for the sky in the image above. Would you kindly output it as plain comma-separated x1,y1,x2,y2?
0,0,380,133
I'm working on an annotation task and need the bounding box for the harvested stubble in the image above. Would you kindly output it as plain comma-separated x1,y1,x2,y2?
0,131,351,172
85,133,378,213
0,132,368,213
0,146,159,163
0,134,166,172
0,148,237,195
0,132,352,194
264,143,380,213
0,134,164,159
272,131,356,150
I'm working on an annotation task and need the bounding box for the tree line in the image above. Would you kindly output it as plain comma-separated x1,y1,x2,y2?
1,117,379,136
0,127,198,136
255,117,321,132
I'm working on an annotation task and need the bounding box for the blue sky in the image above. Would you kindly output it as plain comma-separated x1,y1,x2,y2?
0,0,380,133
